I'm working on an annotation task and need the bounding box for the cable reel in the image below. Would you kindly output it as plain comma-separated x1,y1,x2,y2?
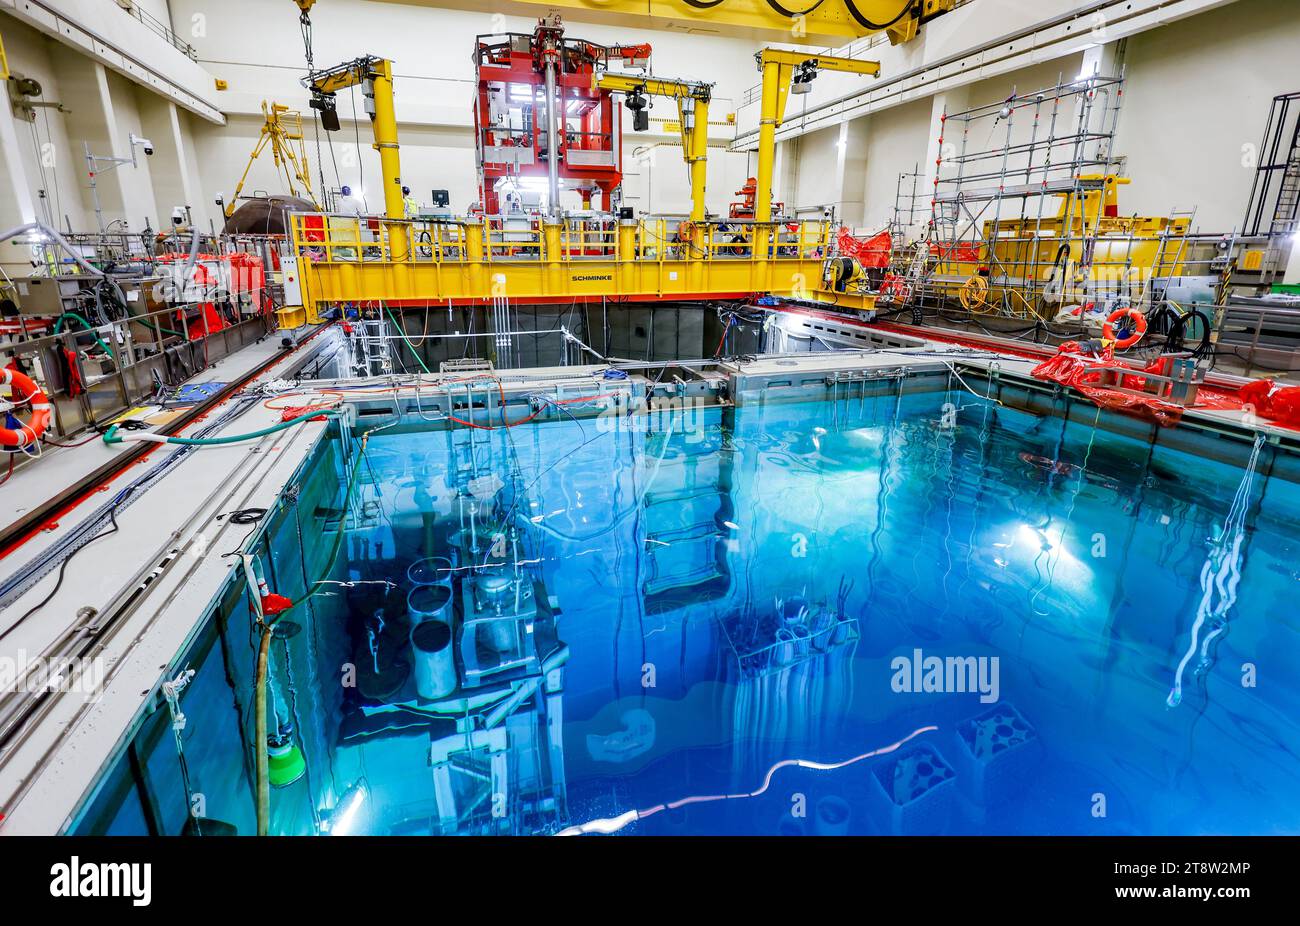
824,256,863,294
959,275,990,313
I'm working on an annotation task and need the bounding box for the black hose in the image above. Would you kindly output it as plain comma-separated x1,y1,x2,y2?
843,0,915,31
1168,307,1213,358
765,0,828,17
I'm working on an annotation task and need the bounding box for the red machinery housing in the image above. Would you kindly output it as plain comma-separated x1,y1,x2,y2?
473,16,649,215
729,177,783,220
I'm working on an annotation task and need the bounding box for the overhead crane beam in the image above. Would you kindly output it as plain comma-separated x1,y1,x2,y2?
454,0,955,47
593,72,713,223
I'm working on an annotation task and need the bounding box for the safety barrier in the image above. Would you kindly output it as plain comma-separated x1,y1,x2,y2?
291,214,832,266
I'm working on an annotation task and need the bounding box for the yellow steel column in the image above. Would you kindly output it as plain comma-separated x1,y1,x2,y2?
753,59,788,272
618,219,637,291
685,97,709,224
543,220,564,295
370,59,409,261
466,218,486,296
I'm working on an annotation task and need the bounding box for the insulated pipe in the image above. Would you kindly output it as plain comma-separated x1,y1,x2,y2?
0,221,111,278
0,220,196,303
543,56,561,219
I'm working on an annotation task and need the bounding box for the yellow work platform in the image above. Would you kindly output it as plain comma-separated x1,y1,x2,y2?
288,215,877,321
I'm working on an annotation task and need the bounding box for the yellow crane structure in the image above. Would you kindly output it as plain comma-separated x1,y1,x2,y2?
225,102,318,218
591,72,713,225
468,0,955,46
752,49,881,258
303,54,408,258
287,39,894,325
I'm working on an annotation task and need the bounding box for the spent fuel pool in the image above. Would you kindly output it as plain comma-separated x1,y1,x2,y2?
74,379,1300,836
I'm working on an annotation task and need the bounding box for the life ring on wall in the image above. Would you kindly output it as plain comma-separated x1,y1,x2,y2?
1,368,52,449
1102,307,1147,350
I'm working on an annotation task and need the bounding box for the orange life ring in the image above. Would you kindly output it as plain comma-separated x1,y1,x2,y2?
1,368,52,449
1102,307,1147,350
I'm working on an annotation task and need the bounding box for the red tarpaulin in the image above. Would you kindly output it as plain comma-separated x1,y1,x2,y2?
1033,343,1300,431
838,228,891,269
1237,379,1300,429
1031,343,1187,427
929,241,983,264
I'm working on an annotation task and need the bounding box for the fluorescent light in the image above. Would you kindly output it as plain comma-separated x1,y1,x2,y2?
323,779,369,835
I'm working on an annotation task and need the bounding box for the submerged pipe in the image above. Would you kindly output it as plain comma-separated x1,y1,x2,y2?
254,626,273,836
250,433,371,836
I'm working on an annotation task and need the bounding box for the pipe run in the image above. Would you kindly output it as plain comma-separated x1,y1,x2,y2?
543,57,561,218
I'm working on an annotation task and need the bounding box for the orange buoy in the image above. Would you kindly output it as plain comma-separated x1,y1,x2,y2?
1,368,52,449
1102,307,1147,350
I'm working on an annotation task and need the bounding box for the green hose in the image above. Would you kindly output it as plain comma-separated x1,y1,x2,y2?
384,305,431,374
102,408,342,445
54,312,116,364
124,305,188,340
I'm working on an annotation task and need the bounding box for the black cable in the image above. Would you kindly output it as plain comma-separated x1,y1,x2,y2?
843,0,915,31
1169,307,1213,358
5,506,120,638
222,507,268,525
219,508,268,557
765,0,828,16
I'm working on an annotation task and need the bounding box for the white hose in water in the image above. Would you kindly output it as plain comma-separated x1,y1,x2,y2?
1166,433,1266,708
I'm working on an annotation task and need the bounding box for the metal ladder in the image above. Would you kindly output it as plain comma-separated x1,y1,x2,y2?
1264,135,1300,277
1243,92,1300,284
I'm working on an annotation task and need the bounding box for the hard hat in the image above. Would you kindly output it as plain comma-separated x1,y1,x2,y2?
341,185,352,196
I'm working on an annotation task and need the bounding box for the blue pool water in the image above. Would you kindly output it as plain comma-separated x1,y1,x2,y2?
73,380,1300,835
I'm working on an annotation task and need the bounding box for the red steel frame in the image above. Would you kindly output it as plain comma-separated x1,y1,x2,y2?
473,20,648,215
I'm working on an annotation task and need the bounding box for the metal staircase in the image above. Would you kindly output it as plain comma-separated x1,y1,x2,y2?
1243,92,1300,285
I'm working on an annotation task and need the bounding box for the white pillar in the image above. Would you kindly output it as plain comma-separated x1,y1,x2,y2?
837,118,870,228
138,94,207,228
0,95,38,225
169,104,209,227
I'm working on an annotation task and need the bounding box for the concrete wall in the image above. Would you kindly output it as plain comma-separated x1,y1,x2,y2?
0,16,85,229
0,10,209,244
1121,0,1300,230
